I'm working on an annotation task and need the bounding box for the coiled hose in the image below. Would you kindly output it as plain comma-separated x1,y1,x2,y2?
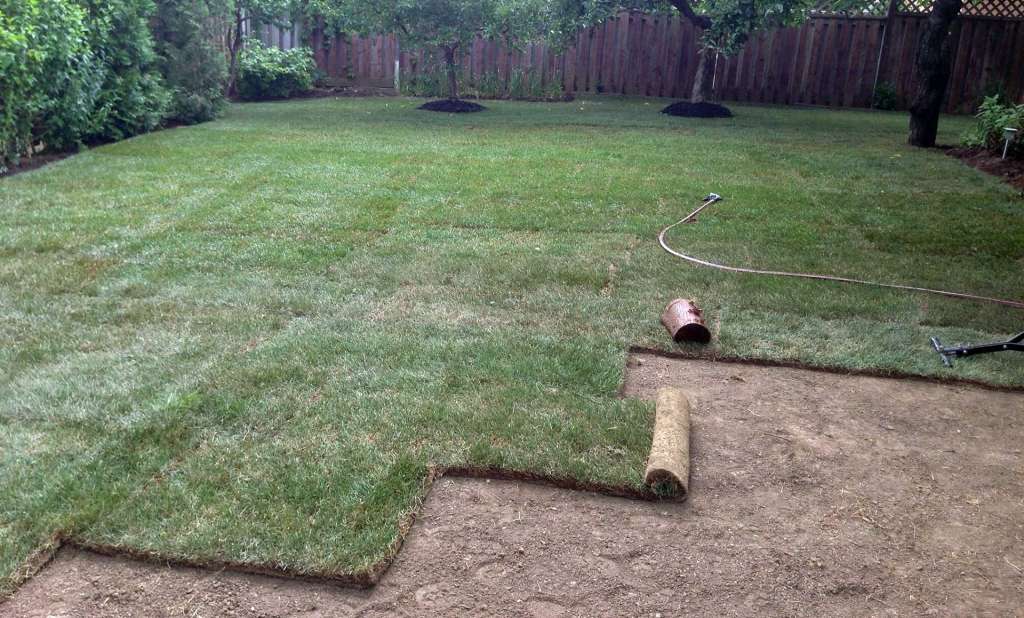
658,195,1024,310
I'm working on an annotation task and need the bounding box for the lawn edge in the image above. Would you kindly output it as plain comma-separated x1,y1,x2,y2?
627,346,1024,393
0,467,661,602
0,532,64,601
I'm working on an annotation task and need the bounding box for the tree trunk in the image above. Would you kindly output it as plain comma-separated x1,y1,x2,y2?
669,0,715,103
444,45,459,100
226,5,244,97
690,48,716,103
908,0,962,147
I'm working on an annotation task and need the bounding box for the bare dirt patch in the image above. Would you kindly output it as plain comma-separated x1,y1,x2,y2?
5,356,1024,616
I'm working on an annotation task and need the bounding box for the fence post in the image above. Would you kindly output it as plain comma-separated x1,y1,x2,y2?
871,0,901,105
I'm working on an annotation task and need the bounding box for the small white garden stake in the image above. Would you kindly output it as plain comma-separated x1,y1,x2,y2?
1003,127,1018,160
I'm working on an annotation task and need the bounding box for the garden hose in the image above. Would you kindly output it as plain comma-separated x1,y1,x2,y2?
658,194,1024,310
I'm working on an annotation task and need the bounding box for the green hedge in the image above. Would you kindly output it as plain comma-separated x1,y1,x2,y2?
79,0,170,144
152,0,228,124
236,40,315,101
1,0,228,173
0,0,99,171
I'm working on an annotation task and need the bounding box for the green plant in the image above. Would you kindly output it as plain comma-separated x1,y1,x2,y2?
236,40,315,100
507,67,527,99
542,72,566,100
79,0,170,143
0,0,170,172
474,70,503,98
152,0,229,124
962,95,1024,158
401,66,565,102
221,0,293,95
400,64,450,98
872,81,897,111
0,0,99,172
508,67,550,100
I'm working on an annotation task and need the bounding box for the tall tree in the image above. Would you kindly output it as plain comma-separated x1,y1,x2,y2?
152,0,230,123
222,0,295,95
907,0,962,147
334,0,548,101
551,0,811,102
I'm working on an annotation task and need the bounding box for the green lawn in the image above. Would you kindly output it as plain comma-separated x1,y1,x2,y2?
2,97,1022,593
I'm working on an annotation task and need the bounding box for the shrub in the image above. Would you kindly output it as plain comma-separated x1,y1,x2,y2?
872,82,897,111
400,65,449,98
0,0,100,171
151,0,228,124
399,66,565,101
236,41,315,100
962,95,1024,158
79,0,169,143
508,68,562,101
1,0,171,173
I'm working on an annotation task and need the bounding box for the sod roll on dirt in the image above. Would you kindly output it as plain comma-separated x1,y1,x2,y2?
644,387,692,498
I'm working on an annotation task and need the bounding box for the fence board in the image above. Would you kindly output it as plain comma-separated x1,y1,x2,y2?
1006,22,1024,101
588,25,601,92
292,10,1021,112
845,22,866,107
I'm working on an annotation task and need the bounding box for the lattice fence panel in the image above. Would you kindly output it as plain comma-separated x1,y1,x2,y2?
811,0,890,17
900,0,1024,17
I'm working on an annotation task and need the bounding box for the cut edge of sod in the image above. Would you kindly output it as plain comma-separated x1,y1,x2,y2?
2,465,662,600
625,347,1024,395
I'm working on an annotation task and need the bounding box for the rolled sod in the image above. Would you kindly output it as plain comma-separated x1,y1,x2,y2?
644,387,692,498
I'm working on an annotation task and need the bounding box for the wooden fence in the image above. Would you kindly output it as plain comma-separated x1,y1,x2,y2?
271,7,1024,113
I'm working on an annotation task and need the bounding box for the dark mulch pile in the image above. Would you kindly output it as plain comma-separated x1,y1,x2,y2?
948,146,1024,191
661,101,733,118
419,99,487,113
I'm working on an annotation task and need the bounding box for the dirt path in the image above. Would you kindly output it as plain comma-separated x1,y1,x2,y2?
5,355,1024,616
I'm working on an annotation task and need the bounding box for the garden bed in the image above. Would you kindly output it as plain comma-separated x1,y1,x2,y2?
948,146,1024,191
0,153,72,178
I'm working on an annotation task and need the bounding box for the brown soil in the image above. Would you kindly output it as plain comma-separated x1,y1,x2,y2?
1,152,72,178
948,146,1024,191
292,85,399,99
5,356,1024,616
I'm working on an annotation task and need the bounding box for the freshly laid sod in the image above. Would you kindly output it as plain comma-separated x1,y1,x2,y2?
2,97,1022,592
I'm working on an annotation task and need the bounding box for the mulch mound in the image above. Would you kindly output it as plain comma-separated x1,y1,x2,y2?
419,99,486,113
947,146,1024,191
661,100,733,118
